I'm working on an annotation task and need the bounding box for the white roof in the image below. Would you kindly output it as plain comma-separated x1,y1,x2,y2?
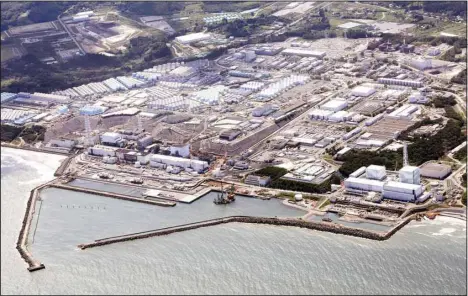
385,181,422,190
367,165,386,171
346,177,384,187
351,86,375,95
102,132,121,137
321,99,347,109
176,32,211,43
399,166,419,172
338,22,362,29
282,48,326,57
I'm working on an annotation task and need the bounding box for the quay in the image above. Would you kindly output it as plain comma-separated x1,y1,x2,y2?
49,183,176,207
78,214,416,250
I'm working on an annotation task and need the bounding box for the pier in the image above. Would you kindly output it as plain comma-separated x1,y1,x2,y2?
49,183,176,207
77,215,417,250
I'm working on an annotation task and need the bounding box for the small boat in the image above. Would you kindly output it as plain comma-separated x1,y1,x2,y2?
214,182,234,205
322,217,333,222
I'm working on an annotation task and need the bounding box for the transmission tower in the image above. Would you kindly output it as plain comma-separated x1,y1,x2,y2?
84,115,93,147
403,142,409,167
137,114,143,132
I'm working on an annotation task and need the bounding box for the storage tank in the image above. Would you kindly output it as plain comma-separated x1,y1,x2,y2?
294,194,303,201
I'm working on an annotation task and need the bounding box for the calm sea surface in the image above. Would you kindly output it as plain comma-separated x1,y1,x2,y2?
1,147,466,295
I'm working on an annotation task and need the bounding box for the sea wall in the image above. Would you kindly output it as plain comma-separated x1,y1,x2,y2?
16,181,55,272
49,183,176,207
1,143,70,156
54,155,75,177
78,215,416,250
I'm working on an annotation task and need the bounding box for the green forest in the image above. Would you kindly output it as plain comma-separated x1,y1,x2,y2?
254,166,341,194
338,119,466,176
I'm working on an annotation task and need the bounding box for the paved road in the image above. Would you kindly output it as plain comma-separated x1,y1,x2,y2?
57,15,86,55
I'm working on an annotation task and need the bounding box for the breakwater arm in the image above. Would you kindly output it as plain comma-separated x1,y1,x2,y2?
16,180,58,272
49,183,176,207
78,215,415,250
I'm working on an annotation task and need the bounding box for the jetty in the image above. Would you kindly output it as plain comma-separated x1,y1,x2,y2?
77,215,415,250
49,183,176,207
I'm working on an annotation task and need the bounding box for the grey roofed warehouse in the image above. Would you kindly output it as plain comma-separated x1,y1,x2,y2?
419,162,452,180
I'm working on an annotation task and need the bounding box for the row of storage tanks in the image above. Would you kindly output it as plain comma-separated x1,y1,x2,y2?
378,78,423,88
257,75,310,99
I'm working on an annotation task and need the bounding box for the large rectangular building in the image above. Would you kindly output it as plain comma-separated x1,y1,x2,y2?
175,32,211,44
150,154,208,172
344,177,384,192
281,48,326,59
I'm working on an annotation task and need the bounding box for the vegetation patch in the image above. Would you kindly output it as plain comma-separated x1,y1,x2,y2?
338,119,466,176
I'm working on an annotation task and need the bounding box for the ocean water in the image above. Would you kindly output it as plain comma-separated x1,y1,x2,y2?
1,147,467,295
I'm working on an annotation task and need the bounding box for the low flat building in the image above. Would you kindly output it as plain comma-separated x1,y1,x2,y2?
419,163,452,180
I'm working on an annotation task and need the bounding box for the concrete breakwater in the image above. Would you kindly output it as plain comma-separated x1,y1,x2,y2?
50,183,176,207
78,215,416,250
54,155,75,177
16,181,56,272
1,143,70,156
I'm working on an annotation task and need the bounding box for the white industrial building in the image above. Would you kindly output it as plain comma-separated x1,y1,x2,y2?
252,104,277,117
48,139,76,148
1,92,18,104
351,86,376,97
388,104,419,118
366,165,386,180
342,127,362,140
281,48,326,59
408,58,432,70
308,109,335,121
103,78,128,92
116,76,145,89
344,177,384,192
408,91,429,104
170,144,191,158
399,166,421,185
100,132,123,145
350,166,367,178
150,154,208,173
382,181,423,202
320,99,348,112
30,92,69,103
87,145,119,157
328,110,353,122
175,32,212,44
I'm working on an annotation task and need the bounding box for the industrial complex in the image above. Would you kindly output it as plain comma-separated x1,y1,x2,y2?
1,2,467,264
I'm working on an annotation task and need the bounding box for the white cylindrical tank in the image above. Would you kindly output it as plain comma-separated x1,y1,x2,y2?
295,194,303,201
